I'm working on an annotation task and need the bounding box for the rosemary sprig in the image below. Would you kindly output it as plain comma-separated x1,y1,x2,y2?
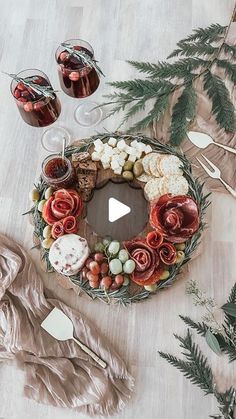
3,72,57,99
61,42,105,77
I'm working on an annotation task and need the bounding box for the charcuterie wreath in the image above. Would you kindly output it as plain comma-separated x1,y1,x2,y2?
27,133,210,305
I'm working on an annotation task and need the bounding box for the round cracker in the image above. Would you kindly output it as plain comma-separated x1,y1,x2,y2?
164,175,189,195
159,155,183,176
144,178,164,202
142,153,158,175
137,173,154,183
149,153,162,177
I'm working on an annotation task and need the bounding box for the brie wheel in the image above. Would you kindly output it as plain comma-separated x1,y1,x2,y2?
49,234,89,276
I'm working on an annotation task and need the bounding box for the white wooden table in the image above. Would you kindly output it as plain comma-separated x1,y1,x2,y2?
0,1,236,418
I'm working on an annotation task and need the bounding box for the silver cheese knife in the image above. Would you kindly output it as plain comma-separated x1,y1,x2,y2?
41,307,107,368
188,131,236,155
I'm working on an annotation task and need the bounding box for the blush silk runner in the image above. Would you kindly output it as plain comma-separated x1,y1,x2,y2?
0,234,134,416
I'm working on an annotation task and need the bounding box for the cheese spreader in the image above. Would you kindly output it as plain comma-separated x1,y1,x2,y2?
41,307,107,368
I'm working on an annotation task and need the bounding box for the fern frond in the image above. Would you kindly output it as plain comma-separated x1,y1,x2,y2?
216,60,236,84
127,95,169,132
128,58,209,79
203,71,236,131
180,23,227,44
222,43,236,59
159,330,214,394
170,84,196,146
168,41,218,59
179,315,208,336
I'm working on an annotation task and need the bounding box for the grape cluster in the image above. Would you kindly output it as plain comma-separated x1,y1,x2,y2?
82,238,136,291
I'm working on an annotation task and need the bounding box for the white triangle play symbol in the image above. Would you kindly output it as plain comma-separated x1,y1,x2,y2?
108,197,131,222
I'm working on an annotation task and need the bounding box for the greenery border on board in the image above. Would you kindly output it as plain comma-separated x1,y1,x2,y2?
101,5,236,146
26,133,210,306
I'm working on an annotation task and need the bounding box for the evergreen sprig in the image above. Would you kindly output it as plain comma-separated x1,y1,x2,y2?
103,22,236,145
159,329,236,418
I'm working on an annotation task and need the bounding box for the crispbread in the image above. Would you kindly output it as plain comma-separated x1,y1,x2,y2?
164,175,189,195
137,173,154,183
159,155,183,176
144,178,164,201
149,153,162,177
142,153,158,175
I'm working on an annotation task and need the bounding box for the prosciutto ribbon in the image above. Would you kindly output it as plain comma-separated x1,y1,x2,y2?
150,194,200,243
43,189,83,225
123,239,164,286
158,242,177,265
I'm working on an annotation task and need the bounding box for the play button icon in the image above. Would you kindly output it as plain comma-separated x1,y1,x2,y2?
108,198,131,222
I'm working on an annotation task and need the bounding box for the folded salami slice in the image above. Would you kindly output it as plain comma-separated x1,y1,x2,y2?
49,234,89,276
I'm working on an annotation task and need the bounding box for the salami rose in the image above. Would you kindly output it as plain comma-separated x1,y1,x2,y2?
158,242,177,265
51,221,64,239
123,239,164,286
150,194,199,243
146,231,163,249
42,189,83,225
63,216,78,234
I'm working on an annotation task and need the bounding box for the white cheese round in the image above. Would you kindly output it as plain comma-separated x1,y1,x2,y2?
49,234,89,276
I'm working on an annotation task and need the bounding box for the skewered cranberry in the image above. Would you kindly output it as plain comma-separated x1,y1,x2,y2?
33,101,45,111
69,71,80,81
14,89,21,99
17,82,25,91
23,102,33,112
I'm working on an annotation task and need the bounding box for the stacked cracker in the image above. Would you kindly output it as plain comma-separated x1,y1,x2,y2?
138,153,189,201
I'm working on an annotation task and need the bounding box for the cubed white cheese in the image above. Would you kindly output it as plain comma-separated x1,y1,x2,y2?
117,139,127,151
118,155,125,166
94,139,104,152
114,166,122,175
125,145,133,155
135,150,142,159
136,142,146,153
112,148,120,155
119,151,128,160
128,154,137,163
101,155,111,164
102,161,110,170
130,140,139,149
91,151,101,161
145,145,153,154
104,144,114,155
111,160,120,170
108,137,117,147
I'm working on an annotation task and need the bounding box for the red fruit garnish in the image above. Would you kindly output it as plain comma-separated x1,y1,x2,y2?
89,261,100,275
21,90,30,98
85,258,94,269
87,271,99,282
33,101,45,111
23,102,33,112
60,51,69,61
17,97,27,102
94,253,104,263
69,71,80,81
34,76,43,85
100,262,109,274
82,267,89,279
101,276,112,289
17,82,25,91
115,275,124,286
73,45,81,51
14,89,21,99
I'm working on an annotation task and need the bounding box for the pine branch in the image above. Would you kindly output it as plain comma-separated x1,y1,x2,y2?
180,23,227,44
180,315,208,336
222,43,236,60
203,71,236,131
108,78,173,98
169,84,197,146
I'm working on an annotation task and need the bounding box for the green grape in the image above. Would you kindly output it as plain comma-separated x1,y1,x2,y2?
123,259,135,274
118,249,129,263
109,259,123,275
108,241,120,255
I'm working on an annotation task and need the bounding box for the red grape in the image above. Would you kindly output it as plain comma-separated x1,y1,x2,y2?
86,271,99,282
89,279,99,289
89,261,100,275
101,276,112,289
85,257,94,269
100,262,109,274
94,252,104,263
115,275,124,286
82,267,88,279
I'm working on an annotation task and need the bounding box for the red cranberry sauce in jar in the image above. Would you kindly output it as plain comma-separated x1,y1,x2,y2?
43,156,76,189
13,76,61,127
57,45,100,98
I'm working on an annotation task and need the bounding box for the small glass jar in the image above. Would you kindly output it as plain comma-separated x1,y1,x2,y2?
10,69,61,127
42,154,76,189
55,39,100,98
